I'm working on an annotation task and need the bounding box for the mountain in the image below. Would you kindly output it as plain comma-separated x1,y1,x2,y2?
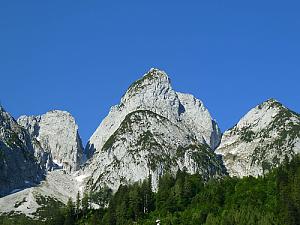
0,109,84,216
216,99,300,177
0,106,49,196
1,68,300,221
18,110,84,173
83,68,224,192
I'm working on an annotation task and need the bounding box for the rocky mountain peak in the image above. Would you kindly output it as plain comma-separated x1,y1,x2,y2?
0,105,15,126
235,99,296,133
216,99,300,177
125,68,170,96
84,69,223,192
120,68,175,111
0,106,25,139
86,69,220,157
255,98,284,113
18,110,83,173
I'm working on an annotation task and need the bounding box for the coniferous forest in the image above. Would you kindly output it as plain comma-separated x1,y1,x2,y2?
1,155,300,225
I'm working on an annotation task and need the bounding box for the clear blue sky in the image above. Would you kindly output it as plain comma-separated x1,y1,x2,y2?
1,1,299,144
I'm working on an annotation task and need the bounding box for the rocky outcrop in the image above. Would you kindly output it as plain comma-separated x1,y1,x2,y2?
0,106,48,196
176,92,222,150
85,110,224,192
86,68,221,157
216,99,300,177
18,110,83,173
84,68,224,192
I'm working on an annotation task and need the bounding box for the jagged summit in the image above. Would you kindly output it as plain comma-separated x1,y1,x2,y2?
216,99,300,177
84,69,223,192
234,98,295,132
0,106,24,136
121,68,173,107
126,68,169,94
18,110,83,173
264,98,279,104
138,67,168,80
257,98,283,109
86,68,220,157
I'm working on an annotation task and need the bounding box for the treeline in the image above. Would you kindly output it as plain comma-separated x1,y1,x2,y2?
1,155,300,225
69,155,300,225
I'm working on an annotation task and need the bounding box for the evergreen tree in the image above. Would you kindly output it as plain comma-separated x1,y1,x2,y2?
141,177,155,214
81,192,90,217
64,198,75,225
75,191,80,215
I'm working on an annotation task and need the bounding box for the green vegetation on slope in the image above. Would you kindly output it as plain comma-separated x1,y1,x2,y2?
1,155,300,225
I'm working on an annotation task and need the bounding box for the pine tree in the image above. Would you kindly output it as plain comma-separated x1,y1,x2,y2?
81,192,90,217
64,198,75,225
76,191,80,216
141,176,154,214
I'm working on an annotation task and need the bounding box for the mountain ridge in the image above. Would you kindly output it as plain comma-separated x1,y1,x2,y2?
0,68,299,218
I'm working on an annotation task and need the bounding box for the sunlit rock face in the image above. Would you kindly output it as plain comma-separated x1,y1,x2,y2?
18,110,83,173
216,99,300,177
84,68,224,192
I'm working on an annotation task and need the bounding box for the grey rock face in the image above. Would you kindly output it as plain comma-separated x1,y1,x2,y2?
84,68,224,192
86,68,221,157
176,92,222,150
85,110,224,192
18,110,83,173
216,99,300,177
0,106,47,196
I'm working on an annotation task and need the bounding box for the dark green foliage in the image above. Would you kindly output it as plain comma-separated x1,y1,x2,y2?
34,195,65,223
240,128,255,142
76,155,300,225
6,132,23,148
75,192,80,214
81,192,90,215
64,198,75,225
90,186,112,208
0,214,47,225
102,178,155,225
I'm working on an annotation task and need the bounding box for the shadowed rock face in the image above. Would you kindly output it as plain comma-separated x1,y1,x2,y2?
18,110,83,173
0,106,47,196
84,68,224,192
216,99,300,177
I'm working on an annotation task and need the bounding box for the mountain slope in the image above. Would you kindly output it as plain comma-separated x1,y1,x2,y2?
216,99,300,177
85,110,224,192
0,169,83,218
0,106,49,196
84,68,224,192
